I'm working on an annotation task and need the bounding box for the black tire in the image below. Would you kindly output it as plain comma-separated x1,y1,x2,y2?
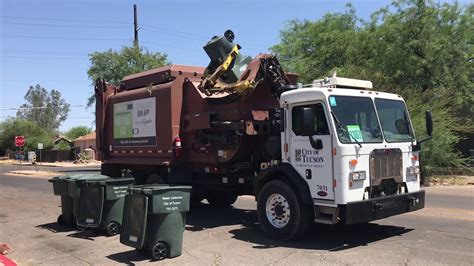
190,189,205,206
57,215,65,225
257,180,312,241
150,242,168,261
146,173,165,184
101,164,122,177
106,221,120,236
206,191,238,207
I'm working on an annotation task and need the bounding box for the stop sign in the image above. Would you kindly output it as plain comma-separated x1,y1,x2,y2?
15,136,26,147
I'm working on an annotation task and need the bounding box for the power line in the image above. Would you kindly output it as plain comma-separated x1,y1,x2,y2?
140,41,202,53
2,34,203,53
0,15,268,50
140,25,267,51
1,21,129,29
0,49,202,64
0,116,94,119
0,105,85,110
141,25,209,40
1,49,86,56
1,34,129,42
0,55,88,60
0,15,129,25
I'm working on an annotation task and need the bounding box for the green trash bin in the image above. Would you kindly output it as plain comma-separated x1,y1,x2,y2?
49,175,74,226
120,185,191,261
48,174,108,227
76,177,135,236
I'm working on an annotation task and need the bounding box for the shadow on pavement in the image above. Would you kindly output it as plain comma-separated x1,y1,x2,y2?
35,222,77,233
106,249,150,264
230,222,413,251
66,229,97,241
36,222,101,241
186,203,257,231
187,203,413,251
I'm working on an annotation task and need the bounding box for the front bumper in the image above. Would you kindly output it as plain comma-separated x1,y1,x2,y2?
341,190,425,224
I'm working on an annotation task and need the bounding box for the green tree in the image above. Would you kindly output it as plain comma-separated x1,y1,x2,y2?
271,0,473,167
0,118,54,151
87,45,169,106
65,126,92,140
16,84,70,131
271,4,359,84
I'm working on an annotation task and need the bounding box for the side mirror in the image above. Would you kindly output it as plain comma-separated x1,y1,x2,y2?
300,107,315,136
418,110,433,144
425,110,433,137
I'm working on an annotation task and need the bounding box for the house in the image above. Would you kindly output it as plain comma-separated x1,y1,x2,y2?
73,131,96,159
53,135,73,148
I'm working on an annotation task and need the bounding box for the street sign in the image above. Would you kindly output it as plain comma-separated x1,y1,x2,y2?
38,143,44,150
15,136,26,147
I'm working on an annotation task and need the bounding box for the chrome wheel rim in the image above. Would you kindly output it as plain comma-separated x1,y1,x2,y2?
265,193,290,228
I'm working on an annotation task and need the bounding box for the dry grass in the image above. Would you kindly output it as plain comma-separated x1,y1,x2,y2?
427,175,474,186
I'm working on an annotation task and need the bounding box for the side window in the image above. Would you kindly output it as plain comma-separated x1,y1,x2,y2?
292,103,330,136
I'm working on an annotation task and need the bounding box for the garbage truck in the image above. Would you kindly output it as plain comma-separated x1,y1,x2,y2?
95,30,432,240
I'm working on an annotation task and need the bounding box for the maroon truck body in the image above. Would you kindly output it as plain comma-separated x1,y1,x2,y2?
95,55,296,184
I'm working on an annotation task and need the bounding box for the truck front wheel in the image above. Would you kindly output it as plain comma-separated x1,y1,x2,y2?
257,180,311,241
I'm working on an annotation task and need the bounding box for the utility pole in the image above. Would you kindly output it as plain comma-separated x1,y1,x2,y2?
133,4,139,47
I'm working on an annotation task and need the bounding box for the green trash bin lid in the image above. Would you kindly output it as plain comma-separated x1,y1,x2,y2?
83,177,135,200
49,175,74,195
129,184,192,195
73,174,109,183
83,177,135,186
129,184,192,214
67,174,109,198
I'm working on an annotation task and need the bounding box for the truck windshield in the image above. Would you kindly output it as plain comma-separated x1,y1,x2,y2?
374,98,414,142
328,96,383,144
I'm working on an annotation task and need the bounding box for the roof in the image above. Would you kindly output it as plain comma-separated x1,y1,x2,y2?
53,135,72,144
280,87,403,106
73,131,96,141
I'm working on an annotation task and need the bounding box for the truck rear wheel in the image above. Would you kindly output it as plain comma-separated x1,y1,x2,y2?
101,164,122,177
206,191,238,207
146,173,165,184
257,180,311,241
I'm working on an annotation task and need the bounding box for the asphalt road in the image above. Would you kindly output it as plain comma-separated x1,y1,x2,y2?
0,165,473,265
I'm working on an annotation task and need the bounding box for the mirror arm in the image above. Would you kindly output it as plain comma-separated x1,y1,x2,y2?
418,135,432,144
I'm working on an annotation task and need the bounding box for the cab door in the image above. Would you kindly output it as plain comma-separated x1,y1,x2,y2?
289,102,334,200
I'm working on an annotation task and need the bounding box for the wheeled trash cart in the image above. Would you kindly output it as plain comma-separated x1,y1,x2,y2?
120,185,191,260
76,177,135,236
49,174,108,227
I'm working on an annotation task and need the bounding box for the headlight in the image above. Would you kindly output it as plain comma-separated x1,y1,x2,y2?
350,171,366,181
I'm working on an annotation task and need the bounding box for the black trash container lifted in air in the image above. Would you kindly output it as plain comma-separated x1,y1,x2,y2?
49,174,109,227
76,177,135,236
120,185,191,261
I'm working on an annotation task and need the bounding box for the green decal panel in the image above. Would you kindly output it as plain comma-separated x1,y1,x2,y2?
114,112,133,139
113,98,157,147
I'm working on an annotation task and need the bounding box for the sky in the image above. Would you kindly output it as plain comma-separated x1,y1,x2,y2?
0,0,468,132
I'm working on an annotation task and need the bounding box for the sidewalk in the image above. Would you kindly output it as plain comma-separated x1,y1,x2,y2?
12,161,101,168
6,170,62,178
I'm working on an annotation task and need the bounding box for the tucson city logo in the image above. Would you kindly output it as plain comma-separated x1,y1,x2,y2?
295,149,324,163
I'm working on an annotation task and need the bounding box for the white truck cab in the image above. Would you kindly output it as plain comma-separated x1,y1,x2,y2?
258,76,431,237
